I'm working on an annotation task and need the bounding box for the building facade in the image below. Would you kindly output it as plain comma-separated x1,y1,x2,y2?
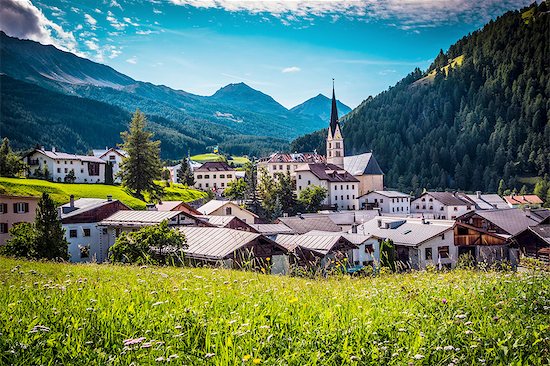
411,192,474,220
197,200,260,224
0,195,39,245
358,191,410,214
92,148,127,183
193,162,237,192
257,153,325,180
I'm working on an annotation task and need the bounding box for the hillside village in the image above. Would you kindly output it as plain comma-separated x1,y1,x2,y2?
1,86,548,273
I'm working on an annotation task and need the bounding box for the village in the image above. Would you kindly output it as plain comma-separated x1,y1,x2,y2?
1,87,548,274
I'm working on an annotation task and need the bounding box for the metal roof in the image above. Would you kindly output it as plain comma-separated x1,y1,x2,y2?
249,223,294,235
92,148,127,159
196,215,236,227
460,193,508,210
178,227,286,260
414,192,471,206
194,162,235,172
197,200,258,218
30,149,105,164
300,210,379,226
343,153,384,176
59,198,118,219
469,209,542,236
275,233,356,255
528,225,550,244
307,230,372,245
99,210,184,226
356,216,454,247
277,215,341,234
258,153,326,164
361,190,410,198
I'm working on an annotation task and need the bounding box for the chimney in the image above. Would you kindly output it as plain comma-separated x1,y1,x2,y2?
52,146,56,153
146,203,157,211
476,191,481,199
107,195,112,201
377,219,382,228
69,195,75,208
525,207,531,217
283,212,289,218
352,224,358,234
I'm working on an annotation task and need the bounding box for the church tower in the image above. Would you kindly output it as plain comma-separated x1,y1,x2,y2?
326,81,344,168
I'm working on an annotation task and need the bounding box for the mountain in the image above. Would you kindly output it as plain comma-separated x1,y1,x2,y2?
291,3,549,194
291,94,352,122
0,31,326,158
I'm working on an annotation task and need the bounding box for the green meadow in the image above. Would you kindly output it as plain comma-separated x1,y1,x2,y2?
191,154,250,167
0,258,548,365
0,178,206,209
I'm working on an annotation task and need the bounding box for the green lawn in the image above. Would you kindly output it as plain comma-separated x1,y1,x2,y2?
0,178,206,209
0,258,548,365
191,154,250,166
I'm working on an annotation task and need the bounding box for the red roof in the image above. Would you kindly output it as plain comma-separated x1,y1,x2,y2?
504,195,543,205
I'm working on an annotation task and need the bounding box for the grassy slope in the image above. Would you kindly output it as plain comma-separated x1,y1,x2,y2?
191,153,250,166
0,258,548,365
0,178,206,209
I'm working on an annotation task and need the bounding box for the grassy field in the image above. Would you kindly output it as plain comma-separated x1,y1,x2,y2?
0,258,548,365
0,178,206,209
191,154,250,166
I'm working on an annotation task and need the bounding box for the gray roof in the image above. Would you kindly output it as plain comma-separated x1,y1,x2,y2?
307,230,372,245
295,163,359,183
361,190,410,199
99,210,184,226
275,233,356,255
59,198,115,219
301,210,379,226
196,215,237,227
357,217,454,247
178,227,286,260
277,215,341,234
92,148,127,159
31,149,105,164
197,200,258,217
344,153,384,176
528,225,550,244
415,192,471,206
195,161,235,172
249,223,294,235
471,209,543,236
462,194,508,210
259,153,326,164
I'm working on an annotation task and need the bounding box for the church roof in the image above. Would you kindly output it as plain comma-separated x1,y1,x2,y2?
295,163,359,183
344,153,384,176
329,85,340,138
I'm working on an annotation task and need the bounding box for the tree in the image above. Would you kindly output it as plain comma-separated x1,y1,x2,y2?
243,161,260,214
0,138,26,177
161,168,171,182
224,178,247,202
275,172,298,216
1,223,37,258
118,110,163,200
497,179,507,196
379,239,396,272
34,193,69,260
298,185,327,213
177,157,194,186
109,220,187,264
64,169,76,183
257,167,277,220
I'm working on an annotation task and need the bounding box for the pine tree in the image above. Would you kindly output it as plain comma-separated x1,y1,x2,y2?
276,171,298,216
118,110,163,199
34,193,68,260
177,157,194,186
0,138,25,177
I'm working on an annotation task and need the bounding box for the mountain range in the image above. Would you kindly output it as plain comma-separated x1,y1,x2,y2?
0,31,349,159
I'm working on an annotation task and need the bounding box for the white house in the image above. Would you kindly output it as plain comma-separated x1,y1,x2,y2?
197,200,260,224
26,148,106,183
357,216,456,270
59,196,129,263
411,192,474,220
257,152,325,180
295,163,359,210
92,148,127,183
167,160,202,183
193,162,237,192
358,191,411,215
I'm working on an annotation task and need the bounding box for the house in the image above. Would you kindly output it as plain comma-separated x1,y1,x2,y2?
411,192,474,220
358,191,410,215
357,217,456,270
299,210,379,232
193,162,237,192
197,200,259,224
512,225,550,262
503,194,543,208
248,223,295,239
151,201,202,216
276,214,341,234
454,208,547,265
177,227,290,274
59,196,130,263
295,163,359,210
196,215,258,232
257,152,325,179
166,160,202,183
92,148,127,183
457,191,508,210
0,195,40,246
25,147,106,183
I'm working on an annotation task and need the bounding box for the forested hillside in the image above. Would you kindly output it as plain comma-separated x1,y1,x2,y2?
292,3,549,193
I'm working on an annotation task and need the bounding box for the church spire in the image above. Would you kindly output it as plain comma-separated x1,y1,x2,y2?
329,78,339,137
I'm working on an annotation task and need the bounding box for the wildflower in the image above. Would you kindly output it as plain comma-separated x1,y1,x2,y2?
413,354,424,360
289,297,298,304
155,356,165,362
141,342,152,348
205,353,215,358
442,298,447,304
243,355,252,362
253,358,261,364
123,337,146,346
266,257,270,261
455,314,467,319
152,302,164,307
443,345,454,351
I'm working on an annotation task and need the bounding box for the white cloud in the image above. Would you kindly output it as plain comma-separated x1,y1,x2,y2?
153,8,163,14
0,0,79,54
85,40,99,50
282,66,301,73
106,13,127,30
136,29,158,35
84,14,97,26
126,56,137,64
94,8,103,14
168,0,532,30
123,17,139,26
110,0,123,10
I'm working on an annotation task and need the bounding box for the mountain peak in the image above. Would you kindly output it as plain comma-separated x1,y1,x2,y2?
291,93,351,122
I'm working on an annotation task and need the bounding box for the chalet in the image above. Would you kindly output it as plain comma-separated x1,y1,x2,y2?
357,217,456,270
0,195,40,246
177,227,290,274
358,190,410,214
503,194,543,208
166,160,202,183
512,225,550,262
193,162,237,192
92,148,127,183
197,200,260,224
150,200,202,216
59,196,130,263
25,147,106,183
276,214,341,234
457,191,508,210
196,215,258,232
411,192,473,220
297,210,379,232
249,223,295,239
295,163,359,210
257,152,325,179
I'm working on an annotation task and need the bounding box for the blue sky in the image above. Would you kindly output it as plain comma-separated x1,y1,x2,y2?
1,0,533,108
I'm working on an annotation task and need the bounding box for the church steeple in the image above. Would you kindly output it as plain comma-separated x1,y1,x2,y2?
326,79,344,168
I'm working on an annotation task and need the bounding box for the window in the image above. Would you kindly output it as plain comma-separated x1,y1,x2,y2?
204,175,210,179
416,205,419,209
220,174,225,178
380,199,384,203
221,182,224,187
109,155,116,160
70,161,73,164
335,186,338,191
298,175,301,179
334,196,338,201
352,185,354,189
227,175,232,179
64,168,68,173
102,228,108,235
83,228,91,237
454,207,458,211
441,233,445,240
65,161,67,164
81,169,84,174
341,185,343,190
335,151,341,157
364,245,373,253
329,143,332,148
346,185,349,190
392,207,395,212
429,206,433,210
79,245,90,259
0,223,8,233
205,183,209,188
69,229,78,238
421,198,425,202
226,207,232,215
440,207,444,211
429,198,433,202
347,195,350,199
0,203,6,214
354,260,359,265
308,180,311,185
425,247,432,260
438,246,449,259
298,186,302,190
57,168,61,173
14,203,29,213
341,195,344,200
467,206,471,210
422,205,426,209
213,174,217,179
279,165,283,170
197,175,203,179
273,165,277,170
287,165,290,171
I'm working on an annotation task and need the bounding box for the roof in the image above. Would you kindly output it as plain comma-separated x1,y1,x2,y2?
196,215,237,227
277,215,341,234
92,148,127,159
307,230,372,245
328,86,340,138
414,192,471,206
531,209,550,222
301,210,379,226
357,217,454,247
249,223,294,235
259,153,326,164
295,163,359,183
194,161,235,172
275,233,356,255
197,200,258,218
460,193,508,210
98,210,185,226
156,201,201,215
361,190,410,199
343,153,384,176
0,194,40,200
527,225,550,244
59,198,117,219
467,208,543,236
178,227,286,260
29,149,105,164
504,195,543,205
